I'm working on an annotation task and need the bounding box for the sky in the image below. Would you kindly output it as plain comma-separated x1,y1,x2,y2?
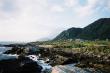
0,0,110,42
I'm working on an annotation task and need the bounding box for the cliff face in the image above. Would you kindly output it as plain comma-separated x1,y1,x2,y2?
54,18,110,40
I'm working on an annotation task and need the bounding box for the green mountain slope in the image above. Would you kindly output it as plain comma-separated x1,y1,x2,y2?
54,18,110,40
54,28,82,40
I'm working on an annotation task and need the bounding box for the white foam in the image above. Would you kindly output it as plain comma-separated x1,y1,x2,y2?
27,55,38,61
27,55,52,71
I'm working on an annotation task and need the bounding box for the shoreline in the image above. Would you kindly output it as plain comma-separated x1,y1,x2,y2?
38,45,110,72
0,43,110,73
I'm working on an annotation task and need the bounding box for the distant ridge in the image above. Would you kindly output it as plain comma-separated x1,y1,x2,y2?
54,27,82,40
54,18,110,40
0,42,15,45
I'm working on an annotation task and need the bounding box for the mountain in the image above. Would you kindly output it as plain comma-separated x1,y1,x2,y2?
54,28,82,40
79,18,110,40
37,37,52,41
54,18,110,40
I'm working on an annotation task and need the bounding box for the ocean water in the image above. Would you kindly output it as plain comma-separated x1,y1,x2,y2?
0,47,12,54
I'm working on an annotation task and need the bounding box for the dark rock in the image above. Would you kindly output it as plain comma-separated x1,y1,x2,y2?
62,58,78,65
0,56,42,73
20,62,42,73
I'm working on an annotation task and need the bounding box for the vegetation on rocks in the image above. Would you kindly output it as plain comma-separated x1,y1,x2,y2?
33,39,110,71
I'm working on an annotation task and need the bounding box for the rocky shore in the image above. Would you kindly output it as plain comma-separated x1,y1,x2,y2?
38,45,110,73
0,44,52,73
1,43,110,73
39,45,110,65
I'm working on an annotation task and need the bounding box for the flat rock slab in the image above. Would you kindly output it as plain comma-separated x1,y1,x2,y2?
52,64,102,73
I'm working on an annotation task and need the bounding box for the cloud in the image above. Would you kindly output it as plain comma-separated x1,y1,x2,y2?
63,0,109,17
71,0,99,17
0,0,110,42
64,0,78,7
0,0,56,42
50,5,64,12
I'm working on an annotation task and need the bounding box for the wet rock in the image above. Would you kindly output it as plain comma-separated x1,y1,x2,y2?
20,62,42,73
62,58,78,65
52,62,110,73
51,55,68,66
52,64,102,73
0,55,51,73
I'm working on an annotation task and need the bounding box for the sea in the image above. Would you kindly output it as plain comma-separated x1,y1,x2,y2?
0,47,12,54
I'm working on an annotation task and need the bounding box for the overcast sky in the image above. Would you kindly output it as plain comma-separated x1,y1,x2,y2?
0,0,110,42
